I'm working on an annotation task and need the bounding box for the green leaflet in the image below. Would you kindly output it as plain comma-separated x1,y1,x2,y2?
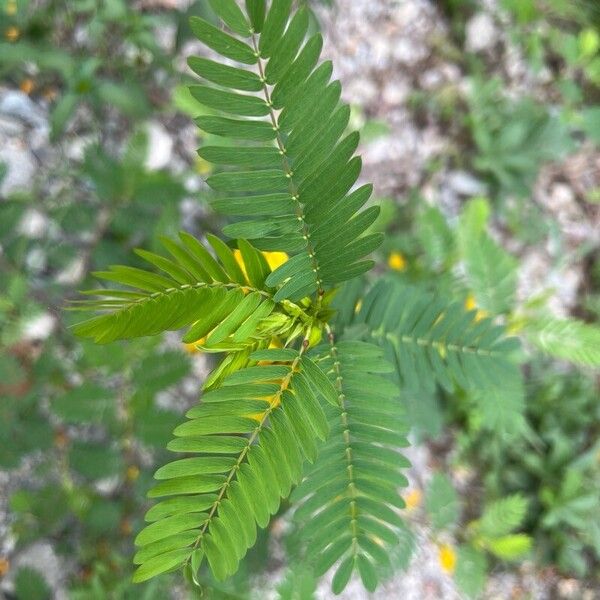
245,0,266,32
133,357,328,583
189,17,257,64
195,116,277,141
265,8,309,84
198,145,282,169
293,340,410,594
207,169,288,193
212,193,296,217
189,85,269,117
208,0,251,37
188,56,262,92
71,234,274,345
69,1,435,595
271,33,323,108
259,0,293,57
187,2,379,303
358,279,523,394
525,317,600,367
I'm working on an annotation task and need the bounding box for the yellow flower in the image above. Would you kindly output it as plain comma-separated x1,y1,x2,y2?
183,251,288,353
5,26,19,41
464,293,488,322
183,336,206,353
126,465,140,482
120,518,133,536
264,251,288,271
20,78,34,95
0,557,9,577
404,488,422,511
388,251,406,271
6,0,16,15
438,543,457,574
233,249,288,280
195,156,212,175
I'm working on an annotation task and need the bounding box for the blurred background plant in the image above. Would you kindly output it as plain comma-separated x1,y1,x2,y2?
0,0,599,598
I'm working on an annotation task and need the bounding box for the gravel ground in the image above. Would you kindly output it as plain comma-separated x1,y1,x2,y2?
2,0,600,598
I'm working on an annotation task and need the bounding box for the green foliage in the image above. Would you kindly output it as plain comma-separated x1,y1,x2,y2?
292,341,409,593
357,279,522,395
458,198,517,314
425,473,459,530
70,2,409,591
468,79,573,197
277,565,317,600
190,3,380,300
454,546,487,599
524,317,600,367
3,0,599,595
14,567,51,600
71,234,277,345
459,368,600,578
423,474,531,598
133,351,330,582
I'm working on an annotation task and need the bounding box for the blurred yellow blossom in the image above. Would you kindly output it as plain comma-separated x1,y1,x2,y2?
233,249,288,280
438,543,457,574
388,251,406,271
20,78,35,95
183,251,288,354
126,465,140,482
195,156,212,175
464,293,488,322
5,26,19,41
0,557,9,577
404,488,422,511
183,336,206,353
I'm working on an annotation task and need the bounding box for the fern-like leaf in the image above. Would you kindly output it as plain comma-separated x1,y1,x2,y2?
71,233,275,345
133,348,330,583
458,198,517,315
525,317,600,367
189,1,381,301
358,279,522,393
292,340,410,593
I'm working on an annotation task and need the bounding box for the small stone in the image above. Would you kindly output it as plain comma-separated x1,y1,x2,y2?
447,170,486,197
0,139,36,195
144,121,174,171
55,257,86,285
22,312,56,341
466,13,498,53
0,90,46,128
17,209,48,239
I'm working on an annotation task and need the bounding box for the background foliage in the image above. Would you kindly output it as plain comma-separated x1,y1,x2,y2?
1,0,599,598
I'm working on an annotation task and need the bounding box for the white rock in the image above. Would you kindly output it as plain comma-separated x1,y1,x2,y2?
466,13,498,53
0,139,36,195
447,170,487,197
25,247,46,273
0,90,46,128
17,209,48,238
2,542,66,598
22,312,56,341
144,121,174,170
55,256,86,285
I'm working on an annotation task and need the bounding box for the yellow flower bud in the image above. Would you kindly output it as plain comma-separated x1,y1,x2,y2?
464,294,488,322
438,543,457,574
388,251,407,271
404,489,422,511
308,324,322,347
5,26,20,42
0,557,10,576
